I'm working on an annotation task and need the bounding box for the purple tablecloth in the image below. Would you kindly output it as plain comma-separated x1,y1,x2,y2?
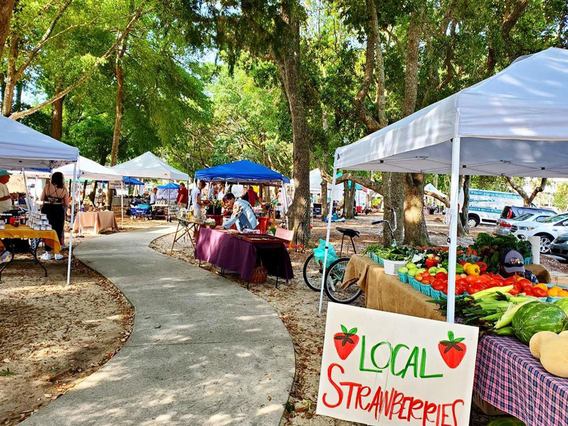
195,228,294,281
475,335,568,426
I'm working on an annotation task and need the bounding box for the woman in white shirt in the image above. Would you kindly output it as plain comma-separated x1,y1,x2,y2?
190,180,206,218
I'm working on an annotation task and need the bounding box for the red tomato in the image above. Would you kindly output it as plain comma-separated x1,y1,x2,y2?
523,288,533,296
468,284,484,294
518,278,532,287
509,287,520,295
532,287,547,298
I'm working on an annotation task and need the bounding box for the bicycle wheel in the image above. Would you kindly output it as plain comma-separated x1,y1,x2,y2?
303,253,323,291
324,257,362,304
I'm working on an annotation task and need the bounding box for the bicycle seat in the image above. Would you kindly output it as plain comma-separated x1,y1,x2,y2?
336,227,360,238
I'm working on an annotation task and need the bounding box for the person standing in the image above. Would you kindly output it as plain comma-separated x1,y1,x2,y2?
190,180,206,219
246,185,259,206
0,171,16,263
176,182,189,208
0,171,15,213
149,188,158,205
40,172,68,261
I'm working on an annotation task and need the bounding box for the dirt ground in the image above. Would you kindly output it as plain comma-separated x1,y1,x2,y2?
0,213,158,425
152,213,567,426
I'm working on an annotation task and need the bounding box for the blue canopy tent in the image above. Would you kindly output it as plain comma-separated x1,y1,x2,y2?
195,160,290,185
157,182,180,189
123,176,144,185
195,160,291,224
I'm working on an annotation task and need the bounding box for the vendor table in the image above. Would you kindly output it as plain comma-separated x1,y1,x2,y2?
195,227,293,284
346,254,568,425
170,217,204,253
73,211,118,234
0,225,61,279
475,335,568,426
345,254,444,321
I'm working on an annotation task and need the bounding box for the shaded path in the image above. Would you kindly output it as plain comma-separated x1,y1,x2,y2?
23,226,295,426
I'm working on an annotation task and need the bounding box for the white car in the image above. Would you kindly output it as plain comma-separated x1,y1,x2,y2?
510,212,568,253
494,212,556,236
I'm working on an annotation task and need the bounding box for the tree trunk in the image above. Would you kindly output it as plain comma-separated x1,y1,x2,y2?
320,180,328,219
382,172,405,245
2,36,18,116
403,173,429,246
107,35,128,210
458,175,471,236
401,9,428,246
0,0,16,60
343,181,355,220
50,84,65,140
275,13,311,244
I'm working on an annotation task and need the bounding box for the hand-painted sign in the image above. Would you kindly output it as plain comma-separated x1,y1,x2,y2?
317,304,479,425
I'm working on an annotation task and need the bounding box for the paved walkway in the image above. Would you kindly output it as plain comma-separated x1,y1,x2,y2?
23,226,295,426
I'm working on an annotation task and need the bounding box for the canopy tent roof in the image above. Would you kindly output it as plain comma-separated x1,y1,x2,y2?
158,182,180,189
335,48,568,178
424,183,446,199
195,160,291,184
0,116,79,170
55,156,122,181
112,152,189,181
123,176,144,185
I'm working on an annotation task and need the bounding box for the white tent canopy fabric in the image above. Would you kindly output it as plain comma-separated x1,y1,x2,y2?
0,116,79,286
112,151,189,181
0,115,79,169
56,156,123,182
321,47,568,321
335,48,568,178
310,169,343,200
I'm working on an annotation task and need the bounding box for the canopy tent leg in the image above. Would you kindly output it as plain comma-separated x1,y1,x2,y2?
318,154,338,313
121,180,124,228
446,137,461,323
20,168,32,210
282,183,289,229
67,162,78,286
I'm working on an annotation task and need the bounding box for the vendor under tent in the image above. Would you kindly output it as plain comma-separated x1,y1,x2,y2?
195,160,291,224
157,182,180,204
112,151,189,181
0,115,79,285
320,47,568,321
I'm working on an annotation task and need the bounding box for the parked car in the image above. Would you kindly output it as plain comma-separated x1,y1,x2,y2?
500,205,556,220
494,211,556,236
551,233,568,261
510,212,568,253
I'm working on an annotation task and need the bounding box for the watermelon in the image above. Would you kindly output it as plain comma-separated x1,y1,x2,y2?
511,302,568,345
554,298,568,316
487,417,526,426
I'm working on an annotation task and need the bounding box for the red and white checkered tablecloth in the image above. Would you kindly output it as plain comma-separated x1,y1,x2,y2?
475,335,568,426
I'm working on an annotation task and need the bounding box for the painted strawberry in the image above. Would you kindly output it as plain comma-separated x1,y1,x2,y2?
334,325,359,360
438,331,467,369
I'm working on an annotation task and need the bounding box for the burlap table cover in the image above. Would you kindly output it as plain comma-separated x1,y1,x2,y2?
344,254,444,321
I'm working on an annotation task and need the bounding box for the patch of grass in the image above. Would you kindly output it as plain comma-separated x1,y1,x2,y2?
0,368,16,376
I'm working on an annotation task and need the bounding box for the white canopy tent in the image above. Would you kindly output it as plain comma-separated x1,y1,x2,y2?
112,151,189,181
56,155,122,182
320,47,568,320
310,169,344,200
56,156,126,229
0,115,79,285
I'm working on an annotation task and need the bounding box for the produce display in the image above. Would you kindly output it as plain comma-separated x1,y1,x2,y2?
529,330,568,377
363,244,413,261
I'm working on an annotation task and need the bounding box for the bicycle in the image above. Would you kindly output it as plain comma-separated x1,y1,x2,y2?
303,208,397,304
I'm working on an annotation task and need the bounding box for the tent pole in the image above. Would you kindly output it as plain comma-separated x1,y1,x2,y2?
282,182,289,229
21,168,32,210
447,137,461,323
318,153,338,313
67,162,78,286
121,180,124,228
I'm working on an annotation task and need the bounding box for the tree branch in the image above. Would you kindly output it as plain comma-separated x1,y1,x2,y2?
9,2,147,121
15,0,73,79
425,190,449,207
